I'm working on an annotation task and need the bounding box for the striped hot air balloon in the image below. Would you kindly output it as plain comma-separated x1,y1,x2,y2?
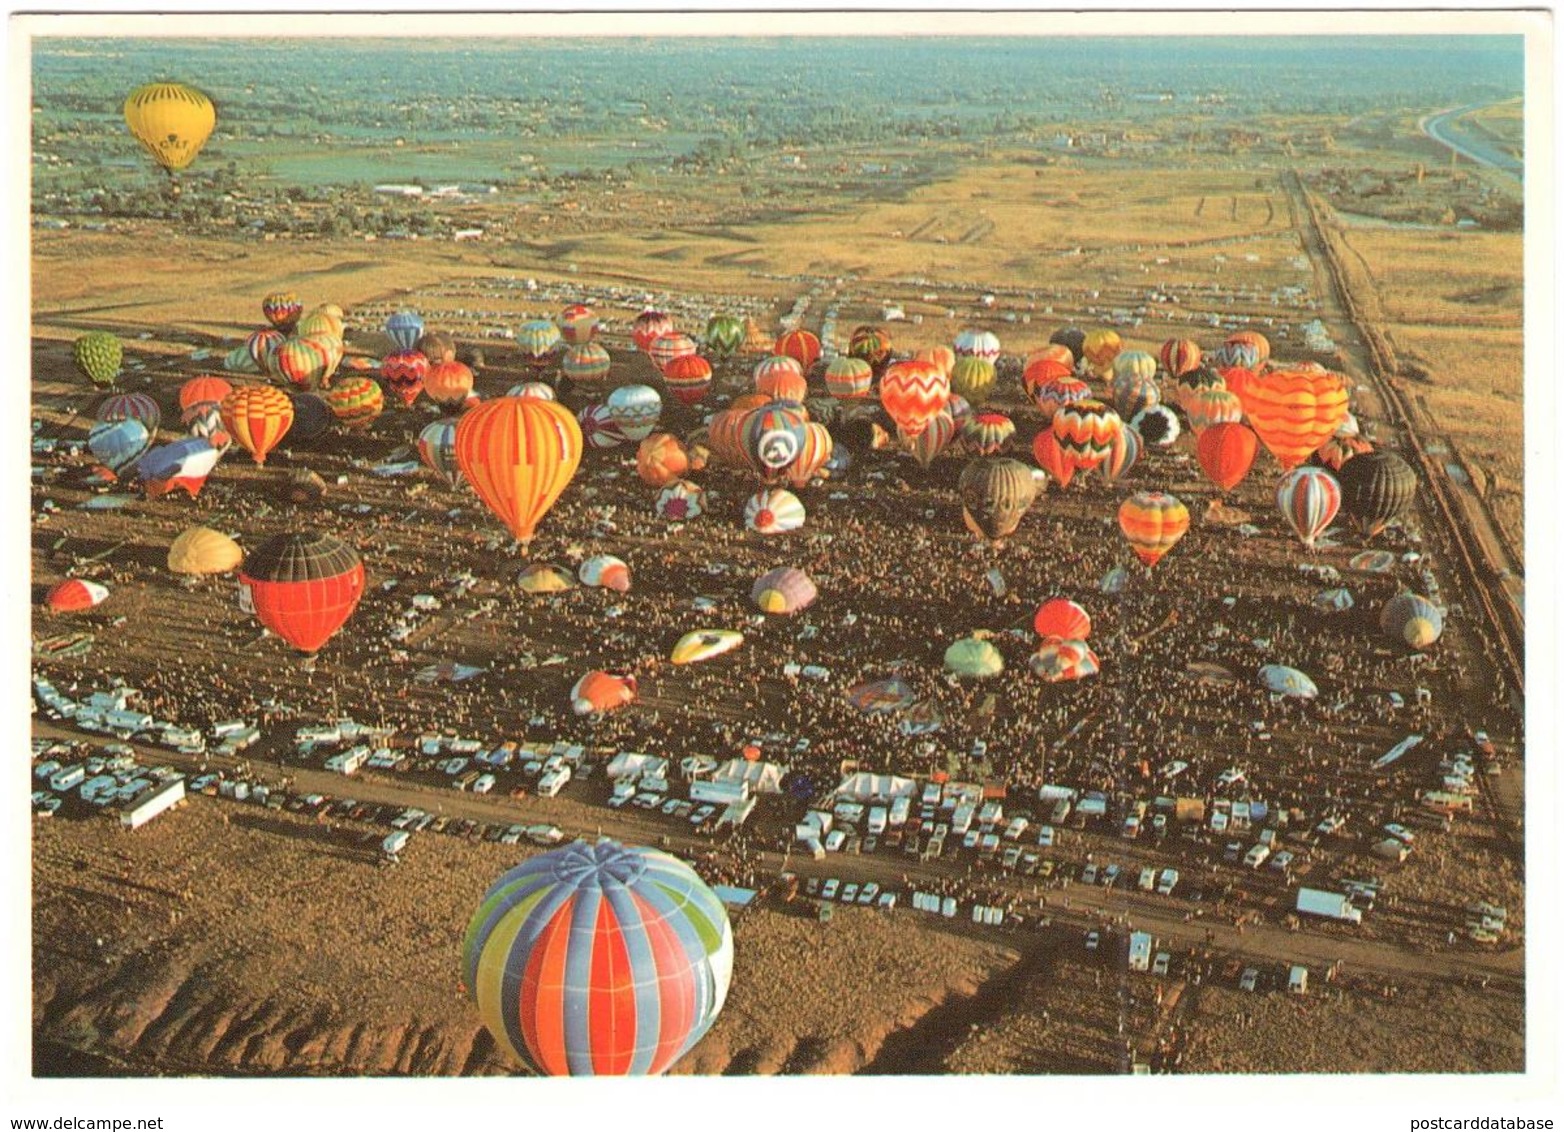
96,392,161,436
775,329,821,374
1081,329,1122,377
1030,637,1100,683
462,839,733,1077
245,328,285,370
879,359,949,439
647,331,698,374
455,397,583,545
46,579,110,613
508,382,556,401
561,341,613,386
418,418,463,488
178,375,233,418
661,354,713,406
752,567,817,614
954,328,1001,363
88,419,151,476
580,555,632,592
706,407,754,468
221,385,294,465
959,458,1039,541
1185,387,1245,436
385,309,424,353
950,356,997,407
1275,466,1342,549
1224,330,1271,367
262,293,303,333
960,412,1016,458
847,325,892,368
1118,492,1190,567
782,422,834,489
1052,399,1122,478
743,400,810,476
1338,451,1417,537
296,307,344,340
632,311,674,354
655,479,706,521
559,303,597,344
1176,366,1227,416
516,320,564,372
381,350,429,408
745,488,806,534
1113,368,1161,420
426,361,476,409
904,410,957,470
606,385,663,442
1021,357,1071,404
1033,372,1092,425
824,356,873,400
753,355,805,397
238,531,366,655
323,376,384,430
1243,369,1349,470
269,336,331,389
1159,338,1202,378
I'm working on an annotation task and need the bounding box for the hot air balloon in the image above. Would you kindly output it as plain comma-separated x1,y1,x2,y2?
1021,357,1070,403
1160,338,1202,378
1030,637,1100,683
73,332,123,389
461,839,732,1076
1031,427,1073,488
417,418,463,488
262,293,302,334
168,526,243,575
46,579,109,613
508,382,557,401
426,361,476,409
904,410,957,470
824,356,873,400
561,341,613,386
221,385,293,465
296,307,344,341
960,458,1039,541
751,567,817,614
745,488,805,534
178,375,233,417
1050,326,1087,361
239,532,365,655
324,376,384,430
1338,451,1417,537
1258,664,1318,699
1081,329,1122,377
1224,330,1271,367
848,325,892,369
1197,423,1259,493
223,345,260,375
288,393,333,443
123,82,215,177
517,563,576,594
88,419,151,477
954,328,1002,363
580,555,632,592
245,328,284,370
753,355,805,396
1099,422,1141,485
512,320,563,372
1118,492,1189,567
385,310,424,353
184,403,231,453
1175,365,1226,415
1243,369,1349,470
381,350,429,408
559,304,597,344
1314,433,1374,472
704,314,745,359
1212,340,1261,371
937,636,1000,680
632,311,675,354
1218,365,1256,412
671,630,744,666
1113,368,1160,420
1034,598,1091,640
743,400,810,475
880,359,949,439
636,433,690,487
1033,372,1091,425
705,407,753,468
1053,400,1122,478
606,385,662,442
783,422,834,489
454,398,582,545
662,354,713,406
269,336,331,389
1130,404,1180,448
645,331,696,375
950,356,997,407
960,412,1016,458
1275,466,1342,549
656,479,706,521
1185,388,1245,436
417,332,457,365
96,391,161,436
137,437,220,498
915,345,957,379
775,329,821,374
1381,593,1444,650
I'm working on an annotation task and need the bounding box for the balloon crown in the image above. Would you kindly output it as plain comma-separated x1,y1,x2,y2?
550,839,650,888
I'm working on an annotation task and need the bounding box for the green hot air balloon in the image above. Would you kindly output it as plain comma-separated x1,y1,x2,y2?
704,314,746,360
74,332,124,388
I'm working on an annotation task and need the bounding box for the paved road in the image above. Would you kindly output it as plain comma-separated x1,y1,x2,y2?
1421,102,1523,182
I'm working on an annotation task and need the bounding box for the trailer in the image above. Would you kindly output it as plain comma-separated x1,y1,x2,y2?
1295,887,1363,924
1129,931,1154,972
120,777,185,830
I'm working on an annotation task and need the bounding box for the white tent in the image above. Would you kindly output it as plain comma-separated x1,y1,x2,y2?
833,771,920,803
606,752,669,782
711,758,787,794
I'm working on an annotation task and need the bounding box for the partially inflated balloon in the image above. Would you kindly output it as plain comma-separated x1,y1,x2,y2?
960,458,1038,541
1119,492,1189,567
1081,329,1122,376
454,397,582,544
96,392,161,436
1338,451,1417,537
1032,428,1073,488
1034,598,1091,640
1381,593,1443,650
168,526,243,575
783,422,834,489
636,433,690,487
417,418,463,488
88,419,151,476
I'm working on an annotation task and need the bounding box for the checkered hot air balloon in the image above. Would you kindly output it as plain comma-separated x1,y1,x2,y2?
221,385,294,466
462,839,733,1077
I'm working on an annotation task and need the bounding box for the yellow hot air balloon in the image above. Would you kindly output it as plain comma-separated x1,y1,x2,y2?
123,82,216,175
1118,491,1190,567
167,526,243,575
454,397,582,545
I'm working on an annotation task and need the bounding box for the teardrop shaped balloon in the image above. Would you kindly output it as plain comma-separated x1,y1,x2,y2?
1338,451,1417,537
1275,466,1342,549
385,309,425,353
73,332,123,389
1197,422,1259,492
1159,338,1203,378
904,411,957,470
381,350,429,408
632,311,674,354
959,458,1039,541
262,293,302,334
454,397,583,545
220,385,294,465
123,82,215,174
704,313,745,358
238,531,366,654
880,359,949,439
1031,427,1073,488
418,418,464,488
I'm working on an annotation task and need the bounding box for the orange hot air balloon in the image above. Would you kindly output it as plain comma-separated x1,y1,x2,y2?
454,397,582,545
783,422,834,489
756,365,808,404
1031,428,1073,488
1159,338,1202,378
775,329,821,374
1243,368,1349,471
1217,365,1255,412
1196,422,1259,492
1185,387,1245,436
706,407,755,468
1051,399,1122,478
880,359,949,439
915,345,956,379
178,375,233,415
1033,598,1091,640
636,432,690,487
1225,330,1271,366
220,385,294,465
1026,344,1076,371
1022,357,1072,403
1119,492,1190,567
1081,329,1122,376
426,360,475,409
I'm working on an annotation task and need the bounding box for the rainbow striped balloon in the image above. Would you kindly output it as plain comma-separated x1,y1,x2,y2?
463,840,733,1077
1118,491,1190,567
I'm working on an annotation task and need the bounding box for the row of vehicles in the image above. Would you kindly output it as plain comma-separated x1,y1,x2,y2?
34,675,258,755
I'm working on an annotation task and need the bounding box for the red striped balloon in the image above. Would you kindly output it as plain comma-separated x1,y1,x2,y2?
879,359,949,439
1118,492,1189,567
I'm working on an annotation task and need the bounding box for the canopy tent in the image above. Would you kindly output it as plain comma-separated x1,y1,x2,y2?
606,752,670,781
711,758,788,794
833,771,920,803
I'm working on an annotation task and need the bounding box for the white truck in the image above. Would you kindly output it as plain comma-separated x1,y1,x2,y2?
537,765,572,797
692,779,749,807
1295,887,1363,925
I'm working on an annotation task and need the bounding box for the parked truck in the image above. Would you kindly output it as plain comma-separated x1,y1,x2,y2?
1295,887,1363,924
